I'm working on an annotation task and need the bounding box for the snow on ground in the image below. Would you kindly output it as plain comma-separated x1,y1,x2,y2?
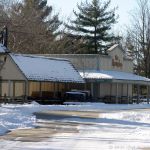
1,102,150,136
1,102,150,149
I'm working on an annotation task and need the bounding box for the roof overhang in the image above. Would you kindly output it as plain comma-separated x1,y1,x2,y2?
27,79,85,83
80,70,150,85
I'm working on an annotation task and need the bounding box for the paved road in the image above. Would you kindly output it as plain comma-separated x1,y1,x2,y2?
0,109,150,150
0,111,100,142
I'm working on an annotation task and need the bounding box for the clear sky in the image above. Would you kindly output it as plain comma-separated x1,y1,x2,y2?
48,0,137,30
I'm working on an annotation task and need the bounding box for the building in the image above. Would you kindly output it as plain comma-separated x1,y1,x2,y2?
0,44,84,103
0,43,150,104
43,44,150,103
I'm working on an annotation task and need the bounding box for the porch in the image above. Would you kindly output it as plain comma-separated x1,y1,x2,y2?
80,70,150,104
0,80,84,104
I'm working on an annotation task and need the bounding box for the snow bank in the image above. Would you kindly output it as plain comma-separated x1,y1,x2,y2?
0,102,41,135
63,102,150,111
102,110,150,124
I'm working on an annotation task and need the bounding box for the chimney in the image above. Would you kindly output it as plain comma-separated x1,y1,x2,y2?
0,26,8,48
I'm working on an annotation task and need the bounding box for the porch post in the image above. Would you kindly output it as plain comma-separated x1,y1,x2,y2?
0,78,2,97
67,83,70,91
110,83,112,96
137,84,140,104
91,82,94,97
25,80,29,102
57,83,61,99
132,84,133,103
13,81,15,102
99,83,101,98
116,83,118,104
121,83,123,96
147,85,150,104
64,83,67,91
84,83,87,90
39,82,42,98
120,83,123,104
8,80,11,98
127,83,129,104
58,82,59,91
56,82,59,98
53,82,56,98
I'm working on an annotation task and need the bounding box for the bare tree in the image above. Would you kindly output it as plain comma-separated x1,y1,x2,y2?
0,0,62,54
126,0,150,77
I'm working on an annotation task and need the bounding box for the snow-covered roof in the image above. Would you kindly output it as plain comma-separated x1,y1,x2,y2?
0,43,9,53
10,54,84,83
107,44,120,52
80,70,150,83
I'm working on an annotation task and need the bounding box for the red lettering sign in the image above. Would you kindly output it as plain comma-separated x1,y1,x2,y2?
112,55,123,68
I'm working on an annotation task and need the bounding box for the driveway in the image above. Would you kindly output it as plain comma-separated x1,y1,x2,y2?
0,111,100,143
0,109,150,150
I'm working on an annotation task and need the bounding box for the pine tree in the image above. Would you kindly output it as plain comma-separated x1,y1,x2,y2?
66,0,119,54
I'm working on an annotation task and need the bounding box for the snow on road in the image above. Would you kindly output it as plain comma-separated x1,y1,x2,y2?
39,111,150,150
1,102,150,149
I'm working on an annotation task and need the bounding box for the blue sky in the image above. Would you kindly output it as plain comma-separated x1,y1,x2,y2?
48,0,137,28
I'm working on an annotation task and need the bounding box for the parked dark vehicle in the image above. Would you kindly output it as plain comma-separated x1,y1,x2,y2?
64,91,88,102
71,90,91,99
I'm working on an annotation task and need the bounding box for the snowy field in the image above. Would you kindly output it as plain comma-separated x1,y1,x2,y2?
1,102,150,149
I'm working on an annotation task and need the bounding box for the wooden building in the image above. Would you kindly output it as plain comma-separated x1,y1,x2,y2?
0,44,84,103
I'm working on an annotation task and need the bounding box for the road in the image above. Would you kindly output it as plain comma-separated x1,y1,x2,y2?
0,109,150,150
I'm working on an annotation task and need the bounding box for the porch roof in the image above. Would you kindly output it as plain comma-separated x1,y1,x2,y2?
10,54,84,83
80,70,150,85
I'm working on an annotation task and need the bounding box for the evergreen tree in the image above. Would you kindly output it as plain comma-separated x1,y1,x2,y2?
66,0,119,54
